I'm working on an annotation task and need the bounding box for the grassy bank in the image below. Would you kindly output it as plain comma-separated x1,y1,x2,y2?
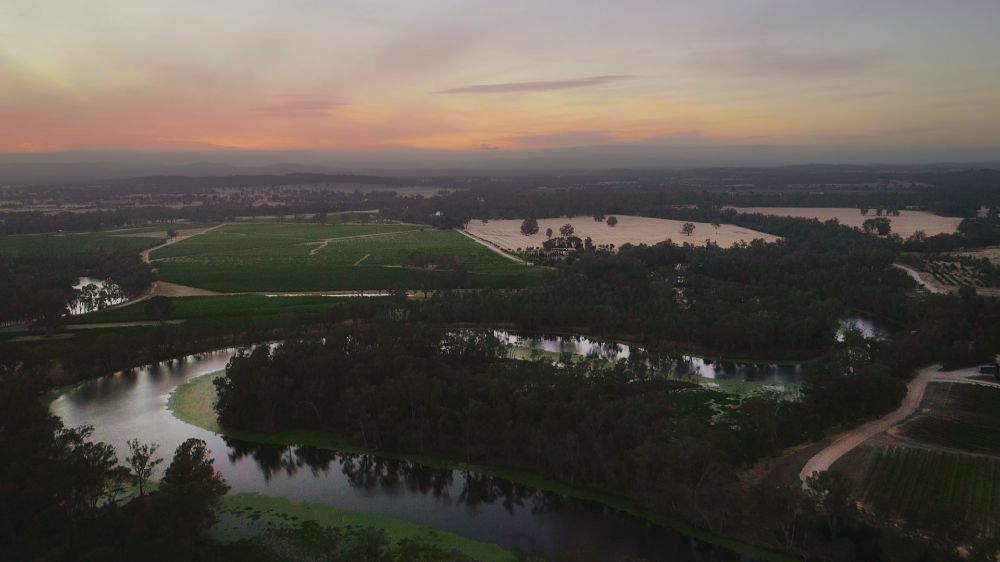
168,370,799,562
215,493,510,562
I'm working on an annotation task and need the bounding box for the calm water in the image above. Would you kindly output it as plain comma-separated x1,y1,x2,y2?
494,316,890,384
50,348,752,561
494,330,803,382
71,277,127,315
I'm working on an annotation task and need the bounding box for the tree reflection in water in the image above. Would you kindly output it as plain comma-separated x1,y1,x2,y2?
222,437,566,516
224,437,336,482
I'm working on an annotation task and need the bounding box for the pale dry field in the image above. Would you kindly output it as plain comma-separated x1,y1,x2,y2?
731,207,962,239
464,215,779,251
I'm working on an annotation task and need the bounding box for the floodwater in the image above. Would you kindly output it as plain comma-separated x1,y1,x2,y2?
493,330,803,382
50,348,752,561
71,277,127,315
493,315,891,384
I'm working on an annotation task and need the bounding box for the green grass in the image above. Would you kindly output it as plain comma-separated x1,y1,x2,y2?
71,295,365,325
862,447,1000,536
904,383,1000,455
0,232,163,258
169,371,795,562
214,493,510,562
108,223,221,235
151,223,543,292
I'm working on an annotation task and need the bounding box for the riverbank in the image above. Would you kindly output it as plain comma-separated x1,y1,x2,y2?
216,493,510,562
168,370,800,562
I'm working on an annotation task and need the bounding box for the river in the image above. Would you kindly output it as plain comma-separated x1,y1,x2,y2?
50,348,754,561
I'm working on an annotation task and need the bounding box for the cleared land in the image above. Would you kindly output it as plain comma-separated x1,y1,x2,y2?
151,223,542,292
904,383,1000,455
731,207,961,239
464,215,778,252
862,448,1000,535
0,232,164,258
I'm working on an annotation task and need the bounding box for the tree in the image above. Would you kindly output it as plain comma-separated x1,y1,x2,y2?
907,229,927,245
593,214,606,222
805,470,853,539
20,288,68,335
520,218,539,236
158,438,230,541
481,218,488,224
358,213,373,225
711,222,721,234
166,229,178,240
545,227,553,239
559,223,574,236
145,296,174,323
294,214,305,224
126,438,163,497
606,216,618,227
862,217,891,236
312,212,328,224
682,222,696,236
860,207,869,216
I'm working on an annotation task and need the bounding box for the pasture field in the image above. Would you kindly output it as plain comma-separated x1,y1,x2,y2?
0,232,164,258
730,207,961,239
70,295,367,324
904,383,1000,455
464,215,779,252
151,223,542,292
862,447,1000,534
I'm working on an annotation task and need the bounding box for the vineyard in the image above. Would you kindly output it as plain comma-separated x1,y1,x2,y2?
921,259,992,287
904,383,1000,455
862,447,1000,536
0,232,164,258
151,223,542,292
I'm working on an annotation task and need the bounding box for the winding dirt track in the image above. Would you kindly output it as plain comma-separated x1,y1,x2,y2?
893,263,944,294
800,363,1000,485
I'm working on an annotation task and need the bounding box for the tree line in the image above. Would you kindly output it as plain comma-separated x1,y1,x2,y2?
211,324,985,560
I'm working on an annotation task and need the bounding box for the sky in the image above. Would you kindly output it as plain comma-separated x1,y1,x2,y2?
1,0,999,161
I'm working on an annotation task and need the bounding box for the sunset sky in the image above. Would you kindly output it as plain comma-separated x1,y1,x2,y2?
2,0,998,156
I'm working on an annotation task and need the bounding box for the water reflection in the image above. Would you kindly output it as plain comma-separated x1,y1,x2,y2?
50,346,751,561
494,330,803,382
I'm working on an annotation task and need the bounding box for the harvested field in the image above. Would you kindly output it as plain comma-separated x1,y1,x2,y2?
464,215,778,252
862,447,1000,535
731,207,961,239
904,383,1000,455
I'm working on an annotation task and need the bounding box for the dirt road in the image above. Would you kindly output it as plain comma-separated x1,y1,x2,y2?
800,363,999,485
893,263,944,294
458,229,525,264
141,224,225,264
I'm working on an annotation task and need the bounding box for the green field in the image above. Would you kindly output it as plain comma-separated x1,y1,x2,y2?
0,232,164,258
904,383,1000,455
862,447,1000,535
71,295,367,324
151,223,543,292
